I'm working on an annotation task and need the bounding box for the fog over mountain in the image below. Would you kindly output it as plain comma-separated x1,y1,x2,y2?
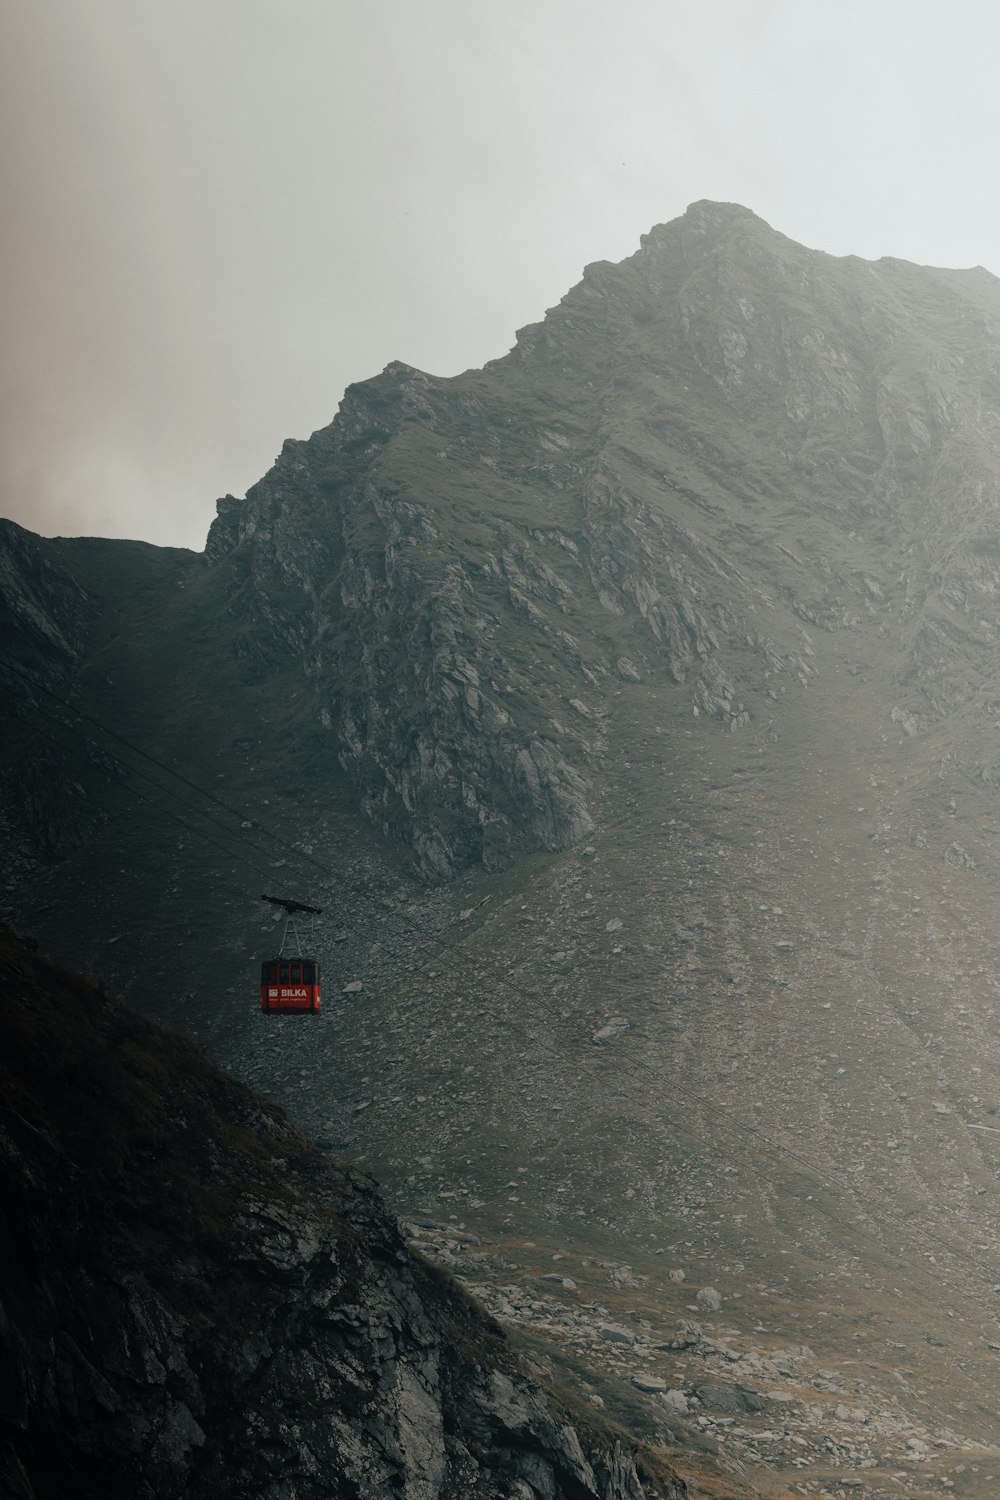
8,202,1000,1496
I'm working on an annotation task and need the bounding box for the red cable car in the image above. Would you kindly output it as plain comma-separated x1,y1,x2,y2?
259,893,323,1014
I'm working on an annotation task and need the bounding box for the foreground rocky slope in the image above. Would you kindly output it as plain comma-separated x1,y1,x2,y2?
0,925,699,1500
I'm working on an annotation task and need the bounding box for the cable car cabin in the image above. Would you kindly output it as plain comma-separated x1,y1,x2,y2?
260,957,321,1013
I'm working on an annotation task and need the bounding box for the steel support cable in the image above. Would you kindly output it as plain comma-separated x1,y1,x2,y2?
12,695,297,878
22,722,273,894
0,655,481,969
0,652,698,901
18,717,995,1311
18,698,987,1286
0,653,354,894
0,662,444,981
1,656,992,1292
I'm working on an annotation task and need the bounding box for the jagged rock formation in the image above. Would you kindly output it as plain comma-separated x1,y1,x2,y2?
0,926,688,1500
196,202,1000,878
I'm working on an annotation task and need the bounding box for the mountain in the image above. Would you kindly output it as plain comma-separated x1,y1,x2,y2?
6,201,1000,1494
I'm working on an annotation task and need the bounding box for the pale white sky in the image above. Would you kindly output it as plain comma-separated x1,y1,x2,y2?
2,0,1000,550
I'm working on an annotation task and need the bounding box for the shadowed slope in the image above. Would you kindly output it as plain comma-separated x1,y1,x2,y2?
0,925,700,1500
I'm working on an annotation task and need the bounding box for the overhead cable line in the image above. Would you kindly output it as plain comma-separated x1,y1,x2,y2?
27,722,270,892
3,652,994,1299
0,653,342,889
16,696,293,877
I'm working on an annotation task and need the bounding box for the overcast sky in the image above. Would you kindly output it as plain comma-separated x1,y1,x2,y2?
3,0,1000,551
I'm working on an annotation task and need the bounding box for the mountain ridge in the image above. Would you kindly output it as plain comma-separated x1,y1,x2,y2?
6,203,1000,1495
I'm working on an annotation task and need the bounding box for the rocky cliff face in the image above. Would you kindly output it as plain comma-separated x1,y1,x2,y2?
193,204,1000,880
8,202,1000,887
0,926,689,1500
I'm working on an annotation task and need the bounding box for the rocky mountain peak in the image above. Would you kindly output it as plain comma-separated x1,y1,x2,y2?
650,197,767,249
682,197,759,222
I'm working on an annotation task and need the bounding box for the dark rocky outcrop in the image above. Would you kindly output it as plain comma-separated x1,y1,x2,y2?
0,927,686,1499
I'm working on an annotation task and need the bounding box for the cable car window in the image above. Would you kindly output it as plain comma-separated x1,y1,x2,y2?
279,963,289,984
303,962,315,984
290,962,301,983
